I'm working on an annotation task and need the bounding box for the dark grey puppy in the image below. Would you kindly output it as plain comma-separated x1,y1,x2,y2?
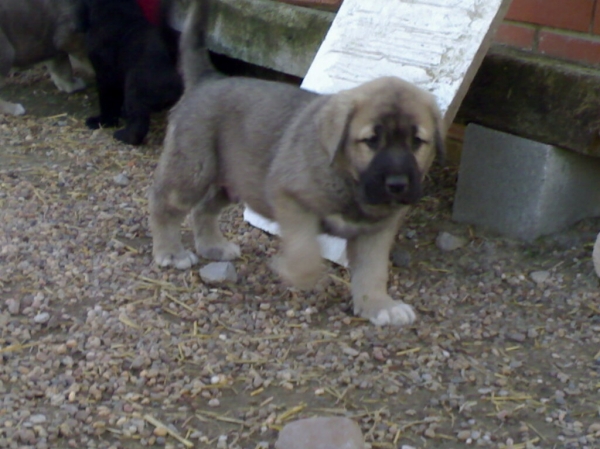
0,0,87,116
149,0,446,326
79,0,182,145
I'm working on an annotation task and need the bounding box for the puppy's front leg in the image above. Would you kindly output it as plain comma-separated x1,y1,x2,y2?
347,209,416,326
86,79,122,129
272,193,323,290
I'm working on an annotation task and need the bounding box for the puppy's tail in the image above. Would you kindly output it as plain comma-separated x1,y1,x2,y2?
180,0,217,90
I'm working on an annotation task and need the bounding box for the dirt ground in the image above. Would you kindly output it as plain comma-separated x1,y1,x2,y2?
0,67,599,449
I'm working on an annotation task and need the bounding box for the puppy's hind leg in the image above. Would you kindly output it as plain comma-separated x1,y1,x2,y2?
46,53,86,93
150,123,218,269
191,187,240,261
149,187,199,270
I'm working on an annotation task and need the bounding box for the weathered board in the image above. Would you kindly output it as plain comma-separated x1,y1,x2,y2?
245,0,513,265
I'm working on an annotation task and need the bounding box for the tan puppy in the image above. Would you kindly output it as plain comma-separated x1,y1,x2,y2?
149,0,446,326
0,0,88,116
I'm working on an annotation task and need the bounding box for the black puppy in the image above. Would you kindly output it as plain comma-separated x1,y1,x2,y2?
79,0,183,145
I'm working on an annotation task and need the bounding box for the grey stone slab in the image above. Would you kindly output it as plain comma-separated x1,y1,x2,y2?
453,124,600,240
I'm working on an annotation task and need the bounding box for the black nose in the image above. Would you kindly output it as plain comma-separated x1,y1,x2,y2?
385,174,409,195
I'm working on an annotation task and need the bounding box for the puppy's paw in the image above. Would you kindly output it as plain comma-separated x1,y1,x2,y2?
0,102,26,116
54,77,86,93
86,116,119,130
65,77,87,94
155,250,199,270
354,294,416,326
271,256,321,290
196,242,241,261
113,128,143,146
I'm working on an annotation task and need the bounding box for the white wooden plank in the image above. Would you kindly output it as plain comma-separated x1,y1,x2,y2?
245,0,512,266
302,0,512,123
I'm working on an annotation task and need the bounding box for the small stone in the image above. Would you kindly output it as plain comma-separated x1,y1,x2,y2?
113,173,129,186
391,248,411,267
588,423,600,435
435,232,467,252
507,331,526,343
29,414,46,424
457,430,471,441
208,398,220,407
217,435,228,449
33,312,50,324
6,298,20,315
153,427,168,437
275,417,363,449
530,270,550,284
341,346,359,357
593,232,600,278
424,426,436,438
199,262,238,284
405,230,417,239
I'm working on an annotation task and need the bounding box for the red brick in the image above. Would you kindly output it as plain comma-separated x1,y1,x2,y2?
594,1,600,34
538,30,600,65
494,22,537,50
506,0,595,32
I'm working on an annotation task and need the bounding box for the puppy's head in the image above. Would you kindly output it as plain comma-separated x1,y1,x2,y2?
319,77,445,206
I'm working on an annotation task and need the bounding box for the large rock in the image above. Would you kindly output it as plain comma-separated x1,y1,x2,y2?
275,417,364,449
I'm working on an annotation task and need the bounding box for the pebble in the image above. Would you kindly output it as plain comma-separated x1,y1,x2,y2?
29,414,47,424
275,417,364,449
435,232,468,251
391,247,411,267
457,430,471,441
217,435,228,449
593,232,600,278
6,298,20,315
199,262,238,284
113,173,130,186
507,331,526,342
153,427,168,437
530,270,550,284
33,312,50,324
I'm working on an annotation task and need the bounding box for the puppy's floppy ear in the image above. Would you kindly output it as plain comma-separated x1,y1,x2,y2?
317,93,355,163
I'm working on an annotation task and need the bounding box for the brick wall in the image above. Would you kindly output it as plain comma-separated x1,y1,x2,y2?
498,0,600,66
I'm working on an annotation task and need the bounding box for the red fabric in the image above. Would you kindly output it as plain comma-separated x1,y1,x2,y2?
135,0,161,26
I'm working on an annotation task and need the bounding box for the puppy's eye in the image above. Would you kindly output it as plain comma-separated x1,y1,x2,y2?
412,136,427,150
411,125,428,151
361,134,380,149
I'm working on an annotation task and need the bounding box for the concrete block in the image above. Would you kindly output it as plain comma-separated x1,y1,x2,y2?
452,124,600,241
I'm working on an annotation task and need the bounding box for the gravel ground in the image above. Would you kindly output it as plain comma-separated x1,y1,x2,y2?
1,68,599,449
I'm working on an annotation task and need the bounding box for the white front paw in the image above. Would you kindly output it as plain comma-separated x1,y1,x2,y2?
370,302,416,326
155,250,199,269
354,294,417,327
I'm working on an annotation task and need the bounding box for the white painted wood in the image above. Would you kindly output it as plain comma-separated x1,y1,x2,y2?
245,0,512,266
